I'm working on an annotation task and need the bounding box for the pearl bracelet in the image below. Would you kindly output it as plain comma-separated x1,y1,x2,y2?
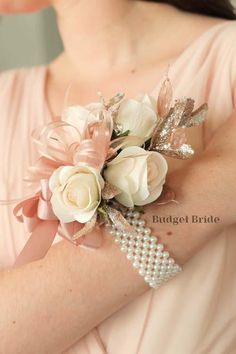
107,209,182,289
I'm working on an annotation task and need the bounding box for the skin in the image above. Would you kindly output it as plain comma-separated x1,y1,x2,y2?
0,0,50,13
0,1,235,353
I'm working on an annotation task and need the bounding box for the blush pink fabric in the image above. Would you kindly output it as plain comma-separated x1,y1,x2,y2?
0,21,236,354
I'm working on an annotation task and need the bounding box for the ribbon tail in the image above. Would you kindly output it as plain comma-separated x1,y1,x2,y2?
13,220,59,268
80,227,103,249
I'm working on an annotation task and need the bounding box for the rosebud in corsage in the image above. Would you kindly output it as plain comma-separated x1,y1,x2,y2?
63,102,102,135
104,146,168,207
49,166,104,223
115,94,158,146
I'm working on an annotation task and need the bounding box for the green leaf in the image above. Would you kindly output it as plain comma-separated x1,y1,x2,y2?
143,138,151,150
112,129,130,140
134,205,145,214
97,207,109,220
117,129,130,137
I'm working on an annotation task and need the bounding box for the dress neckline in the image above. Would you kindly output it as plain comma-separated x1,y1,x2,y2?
42,20,233,120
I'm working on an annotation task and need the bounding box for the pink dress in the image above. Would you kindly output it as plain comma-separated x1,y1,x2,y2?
0,21,236,353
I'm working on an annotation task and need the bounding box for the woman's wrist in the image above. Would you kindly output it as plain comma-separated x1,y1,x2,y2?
141,155,231,265
100,150,234,289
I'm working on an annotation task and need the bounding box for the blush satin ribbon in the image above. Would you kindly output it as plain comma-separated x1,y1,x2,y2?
11,110,143,267
12,112,115,267
13,180,80,267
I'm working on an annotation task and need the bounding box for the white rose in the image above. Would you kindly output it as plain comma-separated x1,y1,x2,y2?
49,165,104,223
104,146,168,207
63,102,102,134
116,94,158,146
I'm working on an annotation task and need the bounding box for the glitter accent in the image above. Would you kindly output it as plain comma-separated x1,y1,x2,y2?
149,87,208,159
105,205,134,233
102,182,121,200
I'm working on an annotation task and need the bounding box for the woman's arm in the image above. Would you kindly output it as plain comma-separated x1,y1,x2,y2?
145,115,236,263
0,116,235,354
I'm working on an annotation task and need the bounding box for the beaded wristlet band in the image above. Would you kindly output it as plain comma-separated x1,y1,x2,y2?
107,209,182,289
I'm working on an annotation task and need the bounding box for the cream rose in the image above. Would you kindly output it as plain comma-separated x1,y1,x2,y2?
63,102,102,134
104,146,168,207
49,165,104,223
115,94,158,146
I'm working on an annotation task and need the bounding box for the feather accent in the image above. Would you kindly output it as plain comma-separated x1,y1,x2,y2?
157,77,173,119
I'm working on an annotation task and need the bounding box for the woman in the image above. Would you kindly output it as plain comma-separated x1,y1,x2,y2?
0,0,236,353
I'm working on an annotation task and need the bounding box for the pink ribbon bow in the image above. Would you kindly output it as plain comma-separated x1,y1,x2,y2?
13,180,76,267
12,106,139,267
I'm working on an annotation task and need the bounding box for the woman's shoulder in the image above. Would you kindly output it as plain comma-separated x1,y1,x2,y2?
203,19,236,49
160,8,236,81
174,8,236,54
199,19,236,79
191,19,236,73
178,16,236,79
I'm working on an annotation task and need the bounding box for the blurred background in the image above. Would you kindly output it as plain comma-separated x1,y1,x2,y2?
0,2,235,71
0,7,62,70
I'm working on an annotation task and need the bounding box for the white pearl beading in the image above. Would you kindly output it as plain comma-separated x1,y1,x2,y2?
107,209,182,289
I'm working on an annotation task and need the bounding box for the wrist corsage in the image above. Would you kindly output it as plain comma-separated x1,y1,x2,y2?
12,76,208,288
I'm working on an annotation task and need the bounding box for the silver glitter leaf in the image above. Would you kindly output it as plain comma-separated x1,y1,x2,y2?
170,128,187,149
149,84,208,159
150,98,194,150
72,214,97,240
156,143,194,159
149,108,175,149
102,182,121,200
177,98,195,127
105,205,134,233
184,103,208,128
